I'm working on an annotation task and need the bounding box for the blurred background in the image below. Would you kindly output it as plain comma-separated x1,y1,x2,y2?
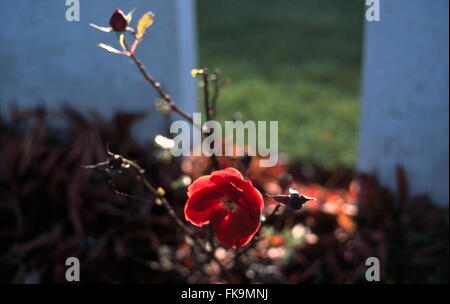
0,0,448,283
198,0,363,168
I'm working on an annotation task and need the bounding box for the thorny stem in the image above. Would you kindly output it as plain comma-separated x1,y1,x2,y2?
128,159,232,281
124,37,222,171
267,203,283,222
98,38,235,279
203,69,212,121
123,40,200,129
201,69,220,171
210,71,221,116
88,153,232,281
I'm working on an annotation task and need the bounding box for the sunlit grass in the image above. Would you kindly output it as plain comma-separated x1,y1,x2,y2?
197,0,364,168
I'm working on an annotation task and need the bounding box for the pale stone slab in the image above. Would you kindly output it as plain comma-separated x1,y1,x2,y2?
358,0,449,204
0,0,197,140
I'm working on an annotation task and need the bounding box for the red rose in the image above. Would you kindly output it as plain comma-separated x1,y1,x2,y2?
184,168,264,248
109,9,128,32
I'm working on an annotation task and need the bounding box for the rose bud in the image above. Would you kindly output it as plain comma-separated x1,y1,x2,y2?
109,9,128,32
267,188,315,210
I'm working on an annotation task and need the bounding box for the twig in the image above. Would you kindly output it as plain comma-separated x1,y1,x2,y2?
203,69,212,120
201,69,220,171
210,70,221,116
123,40,199,128
87,152,231,280
266,203,283,222
125,157,232,280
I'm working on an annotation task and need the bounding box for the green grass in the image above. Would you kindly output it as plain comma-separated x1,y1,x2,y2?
197,0,364,168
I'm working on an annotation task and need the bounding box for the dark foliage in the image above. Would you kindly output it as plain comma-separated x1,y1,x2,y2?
0,108,448,283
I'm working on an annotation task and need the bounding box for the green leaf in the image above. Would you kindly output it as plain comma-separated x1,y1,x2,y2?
89,23,112,32
136,12,155,40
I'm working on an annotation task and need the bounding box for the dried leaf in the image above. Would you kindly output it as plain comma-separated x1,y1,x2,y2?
96,43,123,55
125,9,136,24
136,12,155,40
89,23,112,32
118,33,126,51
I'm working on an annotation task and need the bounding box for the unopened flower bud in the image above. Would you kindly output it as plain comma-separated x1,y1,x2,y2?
267,188,315,211
109,9,128,32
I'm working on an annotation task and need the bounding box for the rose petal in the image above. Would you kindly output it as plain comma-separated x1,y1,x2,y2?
210,172,246,201
242,180,264,212
212,167,244,180
184,188,222,226
211,206,261,248
187,174,214,197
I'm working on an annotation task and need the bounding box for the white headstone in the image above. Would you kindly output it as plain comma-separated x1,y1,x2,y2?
358,0,449,205
0,0,197,140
